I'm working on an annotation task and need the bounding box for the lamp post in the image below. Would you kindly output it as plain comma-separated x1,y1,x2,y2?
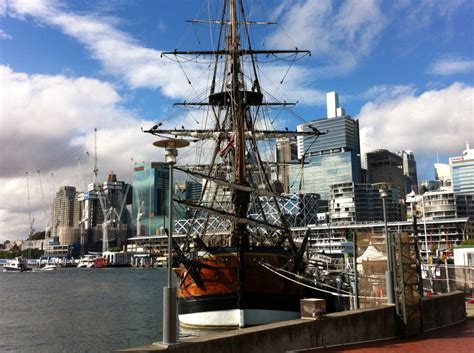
379,188,395,305
153,138,189,345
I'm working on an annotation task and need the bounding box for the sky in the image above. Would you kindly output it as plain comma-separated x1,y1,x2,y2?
0,0,473,243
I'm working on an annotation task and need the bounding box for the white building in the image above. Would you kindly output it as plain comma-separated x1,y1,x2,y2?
434,163,451,187
450,142,474,193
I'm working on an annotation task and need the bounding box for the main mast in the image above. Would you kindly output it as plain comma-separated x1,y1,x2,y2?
229,0,249,248
144,0,315,247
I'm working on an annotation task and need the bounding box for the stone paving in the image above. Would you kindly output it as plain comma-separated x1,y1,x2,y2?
309,302,474,352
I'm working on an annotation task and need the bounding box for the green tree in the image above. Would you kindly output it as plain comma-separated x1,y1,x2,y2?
459,239,474,246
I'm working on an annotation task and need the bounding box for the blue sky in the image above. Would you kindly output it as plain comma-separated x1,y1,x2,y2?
0,0,473,241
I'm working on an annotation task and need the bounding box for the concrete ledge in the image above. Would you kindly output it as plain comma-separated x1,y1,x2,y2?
422,291,466,331
115,306,397,353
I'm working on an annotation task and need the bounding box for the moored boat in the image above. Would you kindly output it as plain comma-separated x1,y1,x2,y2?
77,254,101,268
3,257,32,272
42,264,57,271
93,257,108,268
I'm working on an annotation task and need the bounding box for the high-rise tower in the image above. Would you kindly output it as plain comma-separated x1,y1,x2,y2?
450,142,474,193
290,92,361,201
397,150,418,194
132,162,170,236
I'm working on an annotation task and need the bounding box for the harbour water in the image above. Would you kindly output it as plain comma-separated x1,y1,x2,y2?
0,267,210,352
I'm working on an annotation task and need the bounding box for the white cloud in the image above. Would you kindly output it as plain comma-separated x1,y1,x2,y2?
0,28,11,39
395,0,469,31
428,57,474,76
4,0,205,99
360,84,417,103
358,82,474,157
0,65,175,241
267,0,386,75
0,64,220,242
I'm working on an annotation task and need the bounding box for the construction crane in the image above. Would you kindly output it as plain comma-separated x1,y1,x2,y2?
131,157,144,237
37,170,51,237
25,171,35,239
85,128,131,253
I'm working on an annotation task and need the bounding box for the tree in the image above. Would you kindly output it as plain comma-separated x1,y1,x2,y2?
459,239,474,246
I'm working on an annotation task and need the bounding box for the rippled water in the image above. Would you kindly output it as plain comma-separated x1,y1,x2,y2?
0,267,189,352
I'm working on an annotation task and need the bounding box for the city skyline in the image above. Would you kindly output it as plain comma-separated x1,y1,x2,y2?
1,0,473,242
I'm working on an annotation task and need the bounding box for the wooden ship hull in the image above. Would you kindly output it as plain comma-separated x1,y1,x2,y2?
174,247,303,327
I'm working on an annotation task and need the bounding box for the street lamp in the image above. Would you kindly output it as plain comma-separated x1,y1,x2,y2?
153,138,189,345
379,188,395,305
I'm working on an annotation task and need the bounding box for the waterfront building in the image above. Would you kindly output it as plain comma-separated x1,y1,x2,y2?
291,217,474,258
397,150,418,194
456,193,474,218
422,190,457,220
422,190,474,220
290,92,361,200
329,182,403,224
365,149,405,199
50,186,81,243
450,142,474,193
21,239,46,251
132,162,169,236
175,180,203,219
418,180,441,193
274,137,298,193
78,173,131,249
434,163,451,187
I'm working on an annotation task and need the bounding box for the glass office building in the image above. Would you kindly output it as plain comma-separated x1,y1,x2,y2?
450,144,474,193
132,162,169,236
290,151,360,200
291,111,362,200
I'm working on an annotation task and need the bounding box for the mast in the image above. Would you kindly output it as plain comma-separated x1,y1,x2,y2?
229,0,249,247
144,1,316,249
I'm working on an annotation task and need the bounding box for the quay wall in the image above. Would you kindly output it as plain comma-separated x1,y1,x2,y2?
116,292,466,353
422,291,466,331
116,306,396,353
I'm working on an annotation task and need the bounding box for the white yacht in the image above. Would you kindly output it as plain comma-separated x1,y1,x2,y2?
3,257,32,272
76,254,100,268
42,264,58,271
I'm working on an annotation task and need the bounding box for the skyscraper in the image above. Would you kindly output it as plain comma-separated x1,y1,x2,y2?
132,162,170,236
50,186,81,244
77,172,130,249
397,150,418,193
365,149,405,199
274,137,298,193
450,142,474,193
290,92,361,200
175,180,202,220
434,163,451,187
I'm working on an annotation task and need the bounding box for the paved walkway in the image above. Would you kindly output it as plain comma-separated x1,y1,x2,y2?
320,320,473,352
302,302,474,353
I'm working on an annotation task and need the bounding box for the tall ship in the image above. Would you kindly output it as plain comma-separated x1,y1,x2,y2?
145,0,322,328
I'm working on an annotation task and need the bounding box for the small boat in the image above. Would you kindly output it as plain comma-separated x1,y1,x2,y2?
77,254,101,268
3,257,32,272
42,264,57,271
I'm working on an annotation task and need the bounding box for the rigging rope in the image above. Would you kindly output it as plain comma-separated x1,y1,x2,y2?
259,261,388,300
